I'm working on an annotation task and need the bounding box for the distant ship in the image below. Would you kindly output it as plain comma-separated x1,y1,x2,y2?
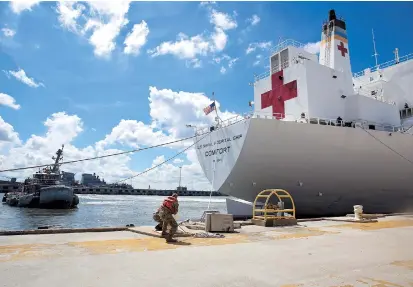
195,9,413,218
3,145,79,209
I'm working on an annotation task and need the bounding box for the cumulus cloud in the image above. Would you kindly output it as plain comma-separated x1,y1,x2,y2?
303,41,321,54
3,69,44,88
245,41,272,54
246,14,260,26
252,54,263,66
0,93,20,110
9,0,40,14
1,28,16,37
123,20,150,55
55,2,86,33
55,1,133,58
209,9,237,30
212,54,238,74
0,86,238,190
0,116,20,145
148,5,237,70
148,33,211,59
199,1,216,7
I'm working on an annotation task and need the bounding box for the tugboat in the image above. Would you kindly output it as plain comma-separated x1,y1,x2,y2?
3,145,79,209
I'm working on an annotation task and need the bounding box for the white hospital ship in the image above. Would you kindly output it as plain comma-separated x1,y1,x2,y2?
195,9,413,218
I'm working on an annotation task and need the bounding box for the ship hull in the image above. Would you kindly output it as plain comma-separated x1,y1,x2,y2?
196,117,413,217
4,186,79,209
39,185,75,209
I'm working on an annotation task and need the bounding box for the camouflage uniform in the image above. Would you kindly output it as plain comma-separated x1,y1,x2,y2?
153,209,162,223
159,200,179,241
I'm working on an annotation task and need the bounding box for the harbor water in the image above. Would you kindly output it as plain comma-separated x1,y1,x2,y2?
0,194,227,231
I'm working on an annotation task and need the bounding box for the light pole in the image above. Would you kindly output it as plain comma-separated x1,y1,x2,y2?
178,166,182,189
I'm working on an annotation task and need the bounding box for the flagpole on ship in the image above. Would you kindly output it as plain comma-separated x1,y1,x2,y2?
212,92,221,125
208,92,219,211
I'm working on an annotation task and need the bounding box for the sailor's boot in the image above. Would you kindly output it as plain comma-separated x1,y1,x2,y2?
165,234,177,243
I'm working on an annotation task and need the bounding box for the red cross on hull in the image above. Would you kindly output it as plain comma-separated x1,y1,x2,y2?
260,70,298,119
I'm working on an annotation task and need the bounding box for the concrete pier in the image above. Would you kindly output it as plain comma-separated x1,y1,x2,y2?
1,215,413,287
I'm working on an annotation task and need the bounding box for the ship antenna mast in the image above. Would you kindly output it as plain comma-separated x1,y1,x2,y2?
372,29,379,69
51,144,64,173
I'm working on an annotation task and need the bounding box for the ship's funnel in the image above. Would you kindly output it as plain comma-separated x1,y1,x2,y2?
319,10,352,78
328,9,336,21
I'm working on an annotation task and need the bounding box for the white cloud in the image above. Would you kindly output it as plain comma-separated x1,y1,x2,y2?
148,5,237,69
0,112,135,184
9,0,40,14
0,116,20,145
1,28,16,37
147,86,238,138
212,54,238,73
246,14,260,26
0,85,239,190
4,69,44,88
0,93,21,110
173,158,184,164
97,119,176,149
209,9,237,31
148,33,211,59
55,1,131,58
199,1,216,7
220,66,227,74
55,2,86,33
252,54,263,66
246,41,272,54
211,27,227,52
123,20,150,55
303,41,321,54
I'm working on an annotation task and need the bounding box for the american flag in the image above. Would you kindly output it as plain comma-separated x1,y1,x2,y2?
203,101,216,115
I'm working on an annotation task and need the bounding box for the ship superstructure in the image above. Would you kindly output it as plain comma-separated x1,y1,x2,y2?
195,9,413,218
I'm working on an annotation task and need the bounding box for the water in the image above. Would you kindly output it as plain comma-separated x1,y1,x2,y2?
0,194,227,231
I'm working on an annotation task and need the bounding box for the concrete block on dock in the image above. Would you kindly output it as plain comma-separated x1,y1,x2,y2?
251,218,297,227
205,213,235,232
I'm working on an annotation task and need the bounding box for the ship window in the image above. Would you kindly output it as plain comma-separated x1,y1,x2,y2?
280,49,289,69
270,54,280,74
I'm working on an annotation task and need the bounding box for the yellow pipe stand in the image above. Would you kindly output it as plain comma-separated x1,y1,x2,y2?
253,189,296,220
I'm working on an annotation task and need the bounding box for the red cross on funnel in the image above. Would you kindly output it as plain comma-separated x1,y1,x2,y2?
337,41,348,57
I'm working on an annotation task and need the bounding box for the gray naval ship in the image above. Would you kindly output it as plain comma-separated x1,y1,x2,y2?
3,145,79,209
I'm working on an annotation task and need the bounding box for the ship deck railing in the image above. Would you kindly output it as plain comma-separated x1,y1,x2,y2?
195,111,405,135
353,52,413,78
269,39,306,55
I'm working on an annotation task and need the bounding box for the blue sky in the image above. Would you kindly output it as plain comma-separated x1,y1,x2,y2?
0,1,412,187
